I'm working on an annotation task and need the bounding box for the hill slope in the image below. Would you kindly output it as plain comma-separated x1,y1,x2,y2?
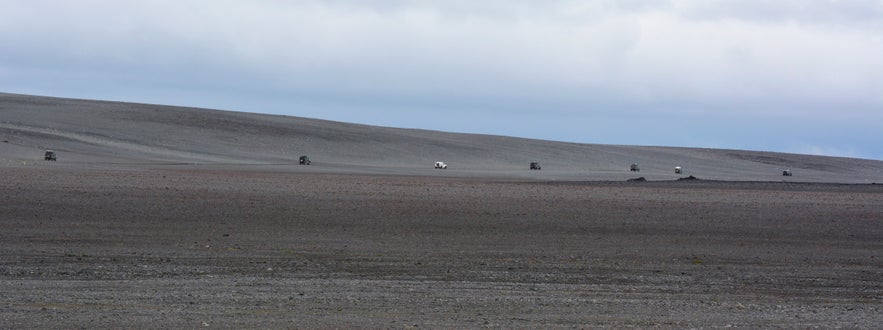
1,92,881,182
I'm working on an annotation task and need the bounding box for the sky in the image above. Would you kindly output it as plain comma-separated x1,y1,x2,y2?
1,0,882,160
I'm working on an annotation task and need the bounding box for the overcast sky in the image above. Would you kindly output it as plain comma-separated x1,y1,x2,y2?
2,0,882,159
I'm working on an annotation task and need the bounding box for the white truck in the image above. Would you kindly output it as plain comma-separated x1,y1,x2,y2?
434,161,448,169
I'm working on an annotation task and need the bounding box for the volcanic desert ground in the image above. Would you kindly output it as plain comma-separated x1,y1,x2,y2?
1,92,882,328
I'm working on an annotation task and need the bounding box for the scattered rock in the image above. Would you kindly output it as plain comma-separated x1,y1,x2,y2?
678,175,699,181
627,177,646,182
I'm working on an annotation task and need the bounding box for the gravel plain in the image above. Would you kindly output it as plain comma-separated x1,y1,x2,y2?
1,93,882,328
1,164,881,328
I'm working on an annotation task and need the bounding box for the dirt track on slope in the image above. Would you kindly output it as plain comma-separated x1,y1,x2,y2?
1,165,882,328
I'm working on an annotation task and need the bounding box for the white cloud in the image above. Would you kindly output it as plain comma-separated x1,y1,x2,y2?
673,0,883,27
1,1,882,158
4,1,881,111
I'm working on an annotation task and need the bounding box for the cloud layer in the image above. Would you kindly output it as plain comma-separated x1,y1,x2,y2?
2,0,882,158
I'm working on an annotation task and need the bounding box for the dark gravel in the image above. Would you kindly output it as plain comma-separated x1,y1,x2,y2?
1,166,881,328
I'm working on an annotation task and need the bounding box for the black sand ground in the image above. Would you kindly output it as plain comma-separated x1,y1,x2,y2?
1,166,881,328
3,92,882,183
1,93,882,327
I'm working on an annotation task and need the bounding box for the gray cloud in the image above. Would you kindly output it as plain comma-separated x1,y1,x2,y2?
674,0,883,26
1,0,882,159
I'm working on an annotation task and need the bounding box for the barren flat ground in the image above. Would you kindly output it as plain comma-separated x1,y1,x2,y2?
1,164,881,328
2,93,883,327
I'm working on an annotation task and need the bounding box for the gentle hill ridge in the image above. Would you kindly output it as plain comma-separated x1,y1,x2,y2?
2,92,881,182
